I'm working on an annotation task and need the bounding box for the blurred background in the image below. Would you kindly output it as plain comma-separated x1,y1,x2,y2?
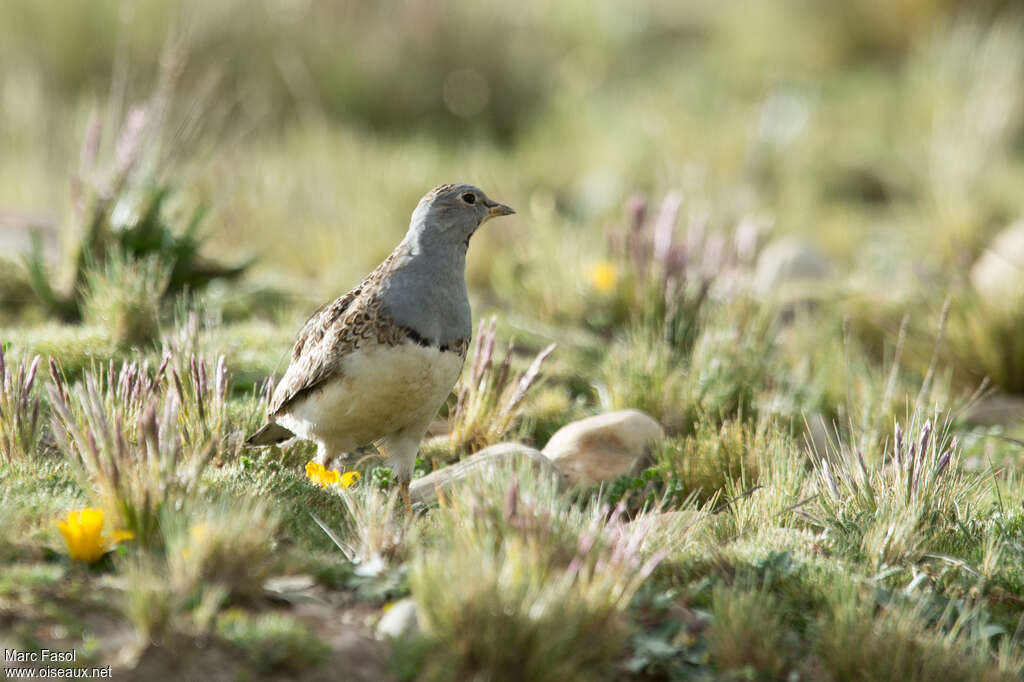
1,0,1024,433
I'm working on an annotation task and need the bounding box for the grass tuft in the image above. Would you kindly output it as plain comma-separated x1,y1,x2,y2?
405,463,666,681
709,584,791,677
0,347,43,462
117,497,281,646
814,587,1023,682
601,192,765,348
164,497,280,603
216,609,330,674
599,302,778,434
808,412,976,567
655,417,787,504
46,354,229,546
312,483,408,571
82,251,171,349
447,317,556,455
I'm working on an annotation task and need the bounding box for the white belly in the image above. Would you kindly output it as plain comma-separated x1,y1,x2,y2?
277,342,463,450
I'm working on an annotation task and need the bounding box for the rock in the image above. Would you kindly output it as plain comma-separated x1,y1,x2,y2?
409,442,557,505
752,237,830,299
970,221,1024,305
542,410,664,486
376,598,420,639
262,574,316,596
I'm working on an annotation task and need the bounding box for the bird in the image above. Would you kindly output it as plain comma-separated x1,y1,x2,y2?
246,183,515,511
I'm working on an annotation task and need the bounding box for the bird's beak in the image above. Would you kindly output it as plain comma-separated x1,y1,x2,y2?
486,200,515,218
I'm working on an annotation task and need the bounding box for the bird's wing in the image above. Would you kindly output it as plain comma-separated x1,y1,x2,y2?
267,253,398,417
267,293,357,417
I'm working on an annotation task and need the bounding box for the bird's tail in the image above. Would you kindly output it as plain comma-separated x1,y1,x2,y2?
245,422,295,447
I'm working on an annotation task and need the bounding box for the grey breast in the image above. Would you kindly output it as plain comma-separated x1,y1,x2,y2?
377,244,472,348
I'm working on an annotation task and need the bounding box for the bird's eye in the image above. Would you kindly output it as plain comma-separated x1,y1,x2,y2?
461,193,476,205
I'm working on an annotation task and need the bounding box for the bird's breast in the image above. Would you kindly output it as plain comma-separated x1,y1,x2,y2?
286,341,465,446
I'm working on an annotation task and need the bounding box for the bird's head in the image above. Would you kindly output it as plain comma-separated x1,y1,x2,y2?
408,183,515,249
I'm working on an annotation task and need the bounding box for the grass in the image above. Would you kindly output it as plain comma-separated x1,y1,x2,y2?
215,609,330,674
44,351,241,552
2,1,1024,680
405,464,669,681
82,251,171,349
0,348,43,462
446,316,557,456
809,412,975,568
598,302,782,435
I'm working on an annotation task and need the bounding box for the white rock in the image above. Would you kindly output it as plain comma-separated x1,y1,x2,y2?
542,410,664,486
970,221,1024,305
354,553,388,578
752,237,830,299
262,574,316,595
409,442,557,505
376,598,420,639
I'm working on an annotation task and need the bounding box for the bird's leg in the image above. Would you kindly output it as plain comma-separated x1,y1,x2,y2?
315,442,329,466
381,430,421,518
399,475,413,519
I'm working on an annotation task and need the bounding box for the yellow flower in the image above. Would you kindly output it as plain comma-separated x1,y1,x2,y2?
588,261,618,293
182,521,213,559
305,461,325,480
305,460,343,488
57,508,133,563
190,522,212,543
306,460,360,489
